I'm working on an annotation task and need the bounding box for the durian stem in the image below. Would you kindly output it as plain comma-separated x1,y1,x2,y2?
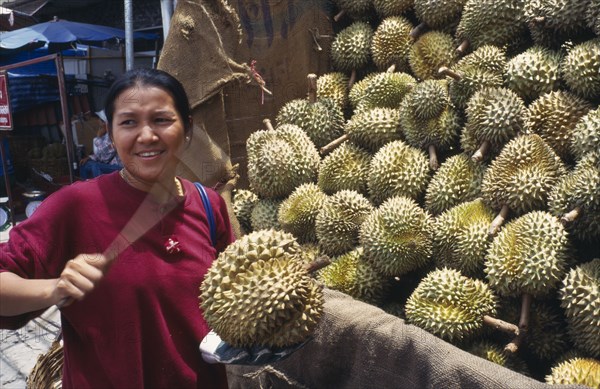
428,145,439,170
561,207,581,225
409,22,428,40
320,134,349,156
489,205,510,236
348,69,357,89
309,28,322,51
456,39,470,55
505,293,532,354
482,315,519,336
472,141,490,162
438,66,462,81
307,74,318,103
304,256,331,273
333,9,345,22
263,118,275,132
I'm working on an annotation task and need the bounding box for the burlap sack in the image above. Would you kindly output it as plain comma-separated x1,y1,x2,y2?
226,288,587,389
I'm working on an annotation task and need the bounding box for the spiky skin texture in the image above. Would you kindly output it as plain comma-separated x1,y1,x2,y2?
247,124,320,199
334,0,373,20
524,0,592,47
200,229,323,348
505,46,562,102
315,190,374,257
355,72,417,112
545,357,600,387
561,39,600,100
278,183,327,244
461,87,526,158
276,97,345,148
360,196,433,277
318,247,392,304
468,341,529,375
233,189,259,234
345,107,402,152
409,31,458,81
425,154,486,215
448,67,505,110
571,108,600,162
318,142,371,196
368,140,430,205
348,73,377,109
526,90,592,162
587,1,600,35
251,199,282,231
414,0,467,29
405,267,497,343
549,155,600,242
401,102,461,154
481,134,566,215
317,72,350,111
560,258,600,358
485,211,569,297
371,16,413,72
457,45,508,74
403,79,449,120
433,199,495,278
331,22,373,73
373,0,414,17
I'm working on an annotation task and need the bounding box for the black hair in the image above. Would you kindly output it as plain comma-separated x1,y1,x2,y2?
103,68,193,138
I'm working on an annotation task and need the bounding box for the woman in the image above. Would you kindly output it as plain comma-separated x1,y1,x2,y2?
79,110,123,179
0,68,234,388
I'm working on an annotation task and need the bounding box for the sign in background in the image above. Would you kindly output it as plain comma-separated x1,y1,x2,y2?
0,72,13,130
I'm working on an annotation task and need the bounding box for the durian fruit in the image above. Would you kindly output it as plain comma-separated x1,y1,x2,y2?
278,183,327,244
414,0,467,31
368,140,430,205
344,107,402,152
200,229,324,348
587,1,600,36
549,154,600,242
559,258,600,358
433,199,495,278
373,0,413,18
409,31,459,81
467,340,529,375
400,79,462,169
545,356,600,387
481,134,567,230
318,142,371,196
276,74,345,148
457,44,508,73
318,247,392,304
525,90,592,162
524,0,593,48
424,154,486,215
484,211,569,298
232,189,259,235
405,267,497,343
360,196,433,277
355,71,417,112
333,0,373,21
247,121,320,199
504,46,562,103
348,73,377,109
561,39,600,100
371,16,414,72
461,87,527,162
571,108,600,162
315,190,374,257
251,198,282,231
331,22,374,77
317,72,350,111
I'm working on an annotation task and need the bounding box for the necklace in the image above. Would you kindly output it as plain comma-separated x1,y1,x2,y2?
119,169,184,197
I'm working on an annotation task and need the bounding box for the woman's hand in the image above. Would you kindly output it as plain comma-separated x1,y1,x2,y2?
53,253,111,307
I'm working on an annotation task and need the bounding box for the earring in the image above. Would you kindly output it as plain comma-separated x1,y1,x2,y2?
185,136,191,142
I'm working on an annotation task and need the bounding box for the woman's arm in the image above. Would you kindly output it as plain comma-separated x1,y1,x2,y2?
0,272,59,316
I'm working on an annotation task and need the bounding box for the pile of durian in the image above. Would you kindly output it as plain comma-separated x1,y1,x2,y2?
223,0,599,385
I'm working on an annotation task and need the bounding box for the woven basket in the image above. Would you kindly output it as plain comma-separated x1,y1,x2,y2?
26,336,63,389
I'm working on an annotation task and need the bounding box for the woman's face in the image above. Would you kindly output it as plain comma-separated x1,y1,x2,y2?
111,85,186,191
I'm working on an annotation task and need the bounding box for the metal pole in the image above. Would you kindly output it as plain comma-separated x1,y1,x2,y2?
0,134,15,227
124,0,134,70
55,54,75,183
160,0,174,39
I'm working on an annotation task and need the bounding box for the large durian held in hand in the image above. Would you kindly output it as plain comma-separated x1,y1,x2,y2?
200,229,324,348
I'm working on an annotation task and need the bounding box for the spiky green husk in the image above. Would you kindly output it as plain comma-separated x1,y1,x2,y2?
233,189,259,234
485,211,569,297
317,72,350,111
526,90,592,161
561,39,600,100
425,154,486,215
505,46,562,102
462,87,526,157
318,247,392,304
549,155,600,242
247,124,320,199
403,79,449,120
318,142,371,196
278,183,327,243
433,199,495,277
481,134,566,215
405,267,497,343
334,0,373,20
560,258,600,358
545,357,600,387
200,229,323,348
587,1,600,35
468,340,529,374
571,108,600,162
373,0,413,17
372,16,413,71
457,44,508,74
331,22,374,73
348,73,377,109
414,0,467,29
448,67,505,110
368,140,430,205
524,0,592,47
409,31,458,80
355,72,417,111
345,107,402,152
360,196,433,277
251,199,282,231
315,190,374,257
276,97,345,148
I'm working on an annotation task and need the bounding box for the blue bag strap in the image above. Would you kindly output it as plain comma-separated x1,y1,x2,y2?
194,182,216,247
